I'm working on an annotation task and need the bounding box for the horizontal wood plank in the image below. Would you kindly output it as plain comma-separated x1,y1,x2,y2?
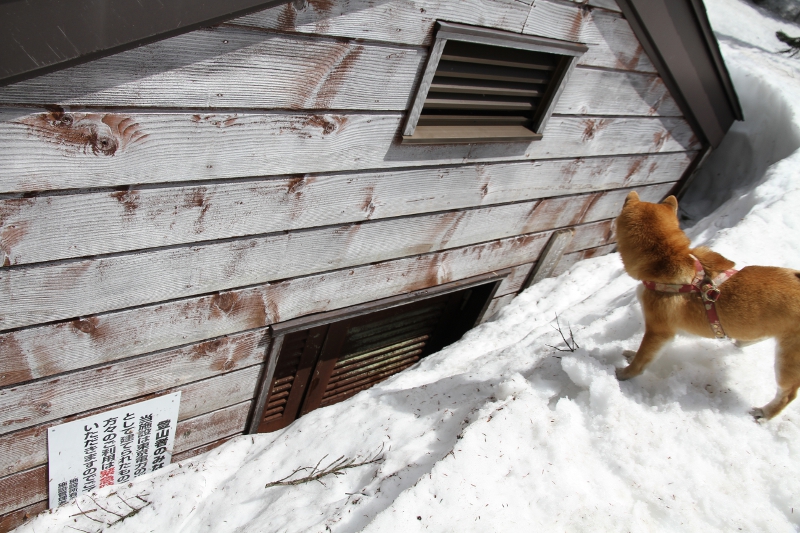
580,181,672,223
0,500,46,533
0,466,45,516
173,402,250,454
552,243,617,276
0,109,698,193
172,435,239,464
1,184,671,386
0,365,262,477
0,50,672,117
0,330,268,434
566,219,614,253
0,152,693,265
0,27,425,110
231,0,532,47
554,67,680,116
232,0,637,77
525,0,655,73
495,263,534,297
0,184,673,331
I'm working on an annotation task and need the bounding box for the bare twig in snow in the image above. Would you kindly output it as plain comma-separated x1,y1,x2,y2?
265,445,385,488
546,314,579,352
74,500,107,524
89,495,125,518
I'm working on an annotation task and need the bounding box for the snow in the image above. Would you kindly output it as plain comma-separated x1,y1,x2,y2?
18,2,800,531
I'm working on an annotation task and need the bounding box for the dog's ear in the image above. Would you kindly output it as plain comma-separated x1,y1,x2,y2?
691,246,736,273
662,195,678,212
624,191,640,205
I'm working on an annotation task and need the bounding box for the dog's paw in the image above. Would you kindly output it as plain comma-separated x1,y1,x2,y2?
622,350,637,363
749,407,767,422
615,366,633,381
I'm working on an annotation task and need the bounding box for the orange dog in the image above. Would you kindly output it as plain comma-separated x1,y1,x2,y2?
615,191,800,420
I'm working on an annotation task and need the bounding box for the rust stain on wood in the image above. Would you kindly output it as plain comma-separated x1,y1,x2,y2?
304,114,348,135
560,158,583,183
183,187,207,209
362,185,376,219
314,45,365,108
308,0,335,32
70,316,101,336
0,197,35,228
581,118,610,142
277,3,297,31
189,114,239,128
192,337,224,362
110,187,140,216
211,292,239,314
182,187,211,233
285,176,305,197
0,220,28,266
265,294,282,324
615,46,644,72
622,156,646,185
420,253,444,290
209,290,267,330
0,336,33,387
282,115,347,138
437,211,467,250
653,130,669,151
569,7,588,40
308,0,334,13
646,78,668,115
0,500,46,532
17,109,147,156
576,191,603,224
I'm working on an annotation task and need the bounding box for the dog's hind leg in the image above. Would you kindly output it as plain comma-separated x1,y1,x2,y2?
751,335,800,420
616,329,674,380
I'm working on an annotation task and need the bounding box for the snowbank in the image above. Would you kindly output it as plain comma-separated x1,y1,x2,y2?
17,1,800,531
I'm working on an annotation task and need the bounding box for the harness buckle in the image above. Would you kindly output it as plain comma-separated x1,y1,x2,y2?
701,283,721,302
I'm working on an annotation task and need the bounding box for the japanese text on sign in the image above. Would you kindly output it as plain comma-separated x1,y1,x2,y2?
47,393,180,508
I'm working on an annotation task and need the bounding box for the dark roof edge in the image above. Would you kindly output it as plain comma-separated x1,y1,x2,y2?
687,0,744,121
616,0,743,149
0,0,287,88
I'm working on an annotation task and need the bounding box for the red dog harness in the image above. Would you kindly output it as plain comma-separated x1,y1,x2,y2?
642,256,738,338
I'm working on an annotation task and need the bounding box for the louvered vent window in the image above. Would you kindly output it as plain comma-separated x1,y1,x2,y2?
403,22,587,144
250,276,503,434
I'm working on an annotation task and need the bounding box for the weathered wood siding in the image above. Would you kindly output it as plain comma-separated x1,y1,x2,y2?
0,0,698,523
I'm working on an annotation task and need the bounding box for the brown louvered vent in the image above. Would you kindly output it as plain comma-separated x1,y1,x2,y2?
402,22,587,144
319,303,447,407
252,276,503,434
258,325,328,433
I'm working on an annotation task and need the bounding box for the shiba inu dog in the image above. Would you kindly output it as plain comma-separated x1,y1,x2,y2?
615,191,800,420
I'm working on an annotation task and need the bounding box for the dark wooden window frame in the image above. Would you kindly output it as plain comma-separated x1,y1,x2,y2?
246,269,511,433
402,21,588,145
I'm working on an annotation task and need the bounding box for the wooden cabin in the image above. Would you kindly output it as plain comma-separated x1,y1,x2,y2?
0,0,741,528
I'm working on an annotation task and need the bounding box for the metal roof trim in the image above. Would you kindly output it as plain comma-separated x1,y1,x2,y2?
615,0,742,149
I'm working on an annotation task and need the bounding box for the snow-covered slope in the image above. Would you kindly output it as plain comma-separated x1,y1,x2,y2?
18,1,800,531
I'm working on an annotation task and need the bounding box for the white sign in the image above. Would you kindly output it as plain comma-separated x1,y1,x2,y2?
47,392,181,508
